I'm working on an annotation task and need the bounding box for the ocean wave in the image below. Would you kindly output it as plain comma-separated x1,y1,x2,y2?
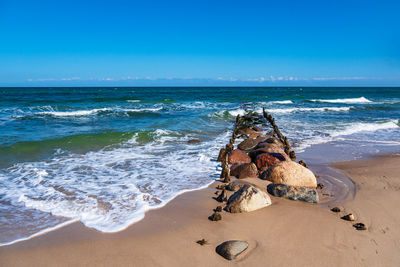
0,130,229,242
269,100,293,104
266,107,351,114
126,100,141,103
296,120,399,152
310,96,372,104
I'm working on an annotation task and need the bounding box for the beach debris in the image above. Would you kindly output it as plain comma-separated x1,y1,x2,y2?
215,206,223,212
255,153,283,174
216,240,249,260
208,212,222,221
216,189,228,202
225,184,271,213
298,160,308,168
230,163,258,179
331,207,341,213
238,138,260,151
188,139,202,144
196,239,209,245
353,223,367,230
228,149,251,164
260,161,317,188
317,183,324,189
341,213,356,221
267,184,319,203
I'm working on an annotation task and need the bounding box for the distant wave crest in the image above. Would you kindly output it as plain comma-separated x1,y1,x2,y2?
310,97,372,104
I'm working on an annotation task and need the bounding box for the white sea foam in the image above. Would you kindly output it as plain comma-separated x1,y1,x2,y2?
270,100,293,104
296,120,400,152
266,107,351,114
126,100,141,103
37,107,162,117
310,97,372,104
0,129,228,240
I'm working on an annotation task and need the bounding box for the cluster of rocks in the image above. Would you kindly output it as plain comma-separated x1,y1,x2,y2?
209,110,324,260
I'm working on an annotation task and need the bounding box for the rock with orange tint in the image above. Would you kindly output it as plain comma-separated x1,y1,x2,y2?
228,149,251,164
255,153,283,173
230,163,258,179
261,161,317,188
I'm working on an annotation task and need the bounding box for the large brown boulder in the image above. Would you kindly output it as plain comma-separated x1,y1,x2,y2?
261,161,317,188
248,145,290,161
248,132,262,139
228,149,251,164
255,153,283,173
238,138,259,151
230,163,258,179
257,138,284,148
238,128,256,135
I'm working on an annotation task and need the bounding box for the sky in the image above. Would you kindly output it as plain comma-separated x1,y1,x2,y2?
0,0,399,86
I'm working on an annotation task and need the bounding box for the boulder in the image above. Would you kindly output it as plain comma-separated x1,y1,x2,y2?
249,146,290,161
225,184,271,213
228,149,251,164
237,138,259,151
238,128,256,135
248,132,262,139
251,126,263,132
261,161,317,188
255,153,283,173
262,138,284,148
230,163,258,179
267,184,319,203
216,240,249,260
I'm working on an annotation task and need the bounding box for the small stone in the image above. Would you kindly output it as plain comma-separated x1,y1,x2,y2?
225,182,238,191
215,206,223,212
196,239,208,245
267,183,319,203
216,240,249,260
216,190,228,202
342,213,355,221
188,139,202,144
298,160,308,168
208,212,222,221
331,207,341,212
353,223,367,230
317,183,324,189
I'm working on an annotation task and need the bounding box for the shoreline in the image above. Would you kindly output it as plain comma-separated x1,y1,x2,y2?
1,152,400,266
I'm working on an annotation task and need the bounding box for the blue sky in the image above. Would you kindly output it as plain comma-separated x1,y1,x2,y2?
0,0,399,86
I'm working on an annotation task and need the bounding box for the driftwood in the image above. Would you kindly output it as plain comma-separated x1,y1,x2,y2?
262,108,296,161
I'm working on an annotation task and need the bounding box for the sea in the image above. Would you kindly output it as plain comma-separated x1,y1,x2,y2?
0,87,399,245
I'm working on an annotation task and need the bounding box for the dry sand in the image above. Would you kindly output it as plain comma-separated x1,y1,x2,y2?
1,154,400,267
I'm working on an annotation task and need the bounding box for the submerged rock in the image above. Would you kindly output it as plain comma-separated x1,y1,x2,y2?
230,163,258,179
261,161,317,188
216,240,249,260
188,139,202,144
225,184,271,213
267,184,319,203
228,149,251,164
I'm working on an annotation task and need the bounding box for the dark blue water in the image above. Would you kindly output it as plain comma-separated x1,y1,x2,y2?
0,87,399,245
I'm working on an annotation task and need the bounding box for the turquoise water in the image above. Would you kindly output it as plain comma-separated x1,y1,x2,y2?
1,87,399,245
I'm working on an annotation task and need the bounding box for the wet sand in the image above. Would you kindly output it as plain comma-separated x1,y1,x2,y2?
1,154,400,267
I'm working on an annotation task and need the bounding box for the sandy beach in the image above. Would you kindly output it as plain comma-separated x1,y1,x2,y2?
1,153,399,267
